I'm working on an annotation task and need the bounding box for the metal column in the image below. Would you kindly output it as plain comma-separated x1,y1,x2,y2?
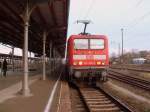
53,47,55,69
43,31,46,80
11,47,14,71
29,52,31,64
22,1,30,96
121,28,124,64
49,42,52,71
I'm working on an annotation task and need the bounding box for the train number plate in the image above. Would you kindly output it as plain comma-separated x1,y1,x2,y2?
86,55,94,59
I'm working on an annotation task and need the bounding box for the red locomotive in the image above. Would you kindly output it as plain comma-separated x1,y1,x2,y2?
66,20,109,82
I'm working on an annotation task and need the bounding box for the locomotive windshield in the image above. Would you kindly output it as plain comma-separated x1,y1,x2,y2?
90,39,104,49
74,39,88,49
74,38,104,49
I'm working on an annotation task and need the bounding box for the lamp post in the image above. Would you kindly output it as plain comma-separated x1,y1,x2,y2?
111,41,121,64
121,28,124,64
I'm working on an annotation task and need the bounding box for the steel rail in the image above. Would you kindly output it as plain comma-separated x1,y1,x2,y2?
70,82,133,112
108,71,150,91
110,66,150,73
109,70,150,85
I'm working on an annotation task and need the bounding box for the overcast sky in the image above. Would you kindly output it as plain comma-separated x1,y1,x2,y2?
0,0,150,56
67,0,150,55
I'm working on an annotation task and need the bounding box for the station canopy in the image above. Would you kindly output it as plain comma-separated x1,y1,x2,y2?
0,0,70,57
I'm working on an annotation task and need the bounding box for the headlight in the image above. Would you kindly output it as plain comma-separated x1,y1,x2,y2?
102,62,105,65
97,61,101,65
73,62,77,65
79,61,83,65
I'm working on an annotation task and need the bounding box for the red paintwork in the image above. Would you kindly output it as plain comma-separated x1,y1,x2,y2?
67,34,109,68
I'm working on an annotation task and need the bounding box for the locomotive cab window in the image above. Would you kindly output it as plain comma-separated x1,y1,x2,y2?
90,39,104,49
74,39,88,49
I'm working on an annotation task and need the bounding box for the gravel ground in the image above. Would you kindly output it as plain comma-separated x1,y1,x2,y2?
111,69,150,81
128,71,150,81
98,79,150,112
109,78,150,99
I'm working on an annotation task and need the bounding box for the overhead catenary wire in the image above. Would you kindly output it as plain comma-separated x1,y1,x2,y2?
135,0,144,7
73,0,95,34
127,10,150,31
83,0,95,19
122,0,144,29
124,10,150,42
119,1,146,53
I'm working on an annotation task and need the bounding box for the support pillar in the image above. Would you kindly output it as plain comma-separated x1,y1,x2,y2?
53,48,55,69
49,42,52,71
11,47,14,71
22,49,24,70
43,31,46,80
30,52,31,63
121,28,124,64
22,1,30,96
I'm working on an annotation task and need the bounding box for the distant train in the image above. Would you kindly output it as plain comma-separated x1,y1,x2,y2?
66,20,109,82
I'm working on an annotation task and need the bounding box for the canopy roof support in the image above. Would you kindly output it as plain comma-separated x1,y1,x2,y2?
42,31,47,80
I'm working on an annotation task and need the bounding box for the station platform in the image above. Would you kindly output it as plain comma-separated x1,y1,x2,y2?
0,70,39,91
0,70,72,112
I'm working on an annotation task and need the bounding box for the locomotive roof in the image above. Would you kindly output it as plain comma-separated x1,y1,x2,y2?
68,34,108,41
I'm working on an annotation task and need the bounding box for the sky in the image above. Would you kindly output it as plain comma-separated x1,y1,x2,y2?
0,0,150,56
67,0,150,56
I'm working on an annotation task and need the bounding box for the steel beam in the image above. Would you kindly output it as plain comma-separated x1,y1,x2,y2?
48,1,57,26
0,1,23,22
63,0,67,26
36,7,48,28
0,29,21,44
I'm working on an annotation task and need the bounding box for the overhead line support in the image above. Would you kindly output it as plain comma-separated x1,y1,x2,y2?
121,28,124,64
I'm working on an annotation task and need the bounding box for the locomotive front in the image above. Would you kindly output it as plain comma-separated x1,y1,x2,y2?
67,35,109,80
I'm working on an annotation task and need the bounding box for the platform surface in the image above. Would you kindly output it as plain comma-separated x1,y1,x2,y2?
0,70,60,112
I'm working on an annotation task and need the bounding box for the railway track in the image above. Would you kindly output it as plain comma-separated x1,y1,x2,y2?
70,82,133,112
110,66,150,73
108,70,150,91
70,87,89,112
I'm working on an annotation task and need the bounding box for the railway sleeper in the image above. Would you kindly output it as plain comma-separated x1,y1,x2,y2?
86,101,112,104
85,98,109,102
91,107,120,112
89,103,116,108
79,88,128,112
83,95,106,98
